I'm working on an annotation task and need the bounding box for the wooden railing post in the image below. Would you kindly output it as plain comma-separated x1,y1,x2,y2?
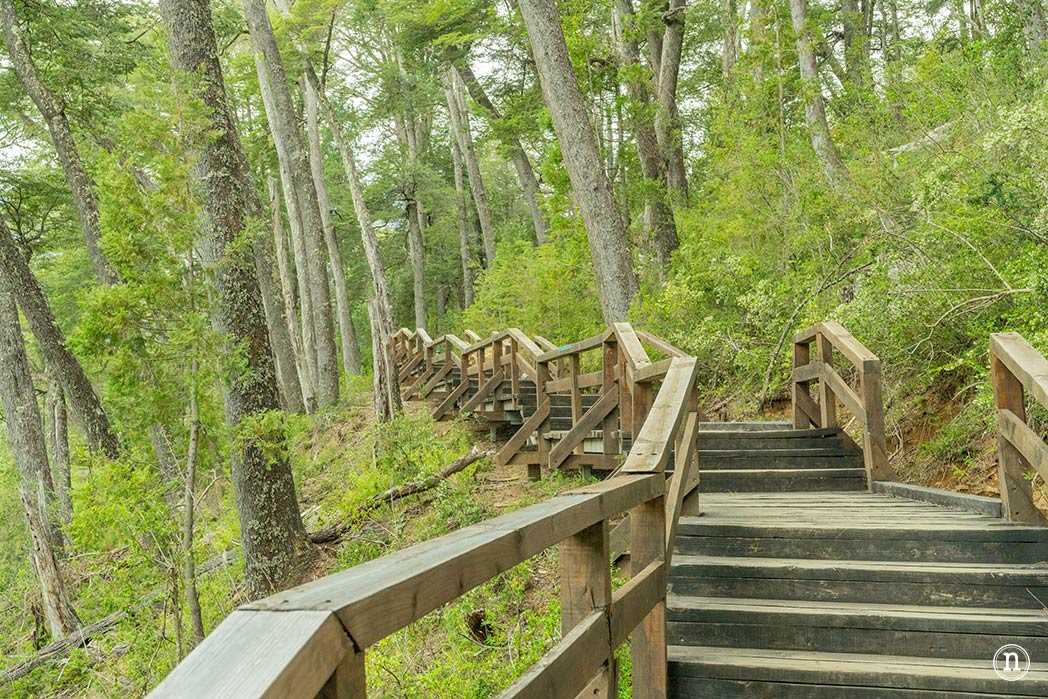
991,347,1041,523
859,358,893,486
630,495,667,699
317,648,366,699
792,338,814,429
816,332,837,429
561,520,614,698
602,338,620,458
509,336,520,400
534,357,551,481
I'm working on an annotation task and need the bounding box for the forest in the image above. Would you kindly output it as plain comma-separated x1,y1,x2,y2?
0,0,1046,695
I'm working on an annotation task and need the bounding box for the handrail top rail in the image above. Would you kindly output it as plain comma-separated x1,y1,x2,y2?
622,356,698,473
991,332,1048,409
794,321,879,369
151,474,664,698
459,327,543,358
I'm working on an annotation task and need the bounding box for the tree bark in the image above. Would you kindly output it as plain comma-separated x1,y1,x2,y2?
243,0,339,407
0,279,80,640
252,226,306,413
182,375,204,645
268,177,316,410
442,82,475,308
656,0,689,205
0,0,118,287
304,81,362,375
515,0,639,322
443,72,497,267
405,199,428,330
303,66,401,418
452,61,549,245
0,219,120,458
789,0,849,186
1019,0,1048,50
721,0,738,83
613,0,679,266
159,0,315,600
44,370,72,527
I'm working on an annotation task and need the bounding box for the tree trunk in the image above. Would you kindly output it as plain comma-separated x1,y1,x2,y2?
243,0,338,407
0,0,118,287
1019,0,1048,50
405,200,428,330
44,371,72,527
613,0,679,266
268,177,315,411
303,67,401,418
444,92,475,307
252,230,306,413
515,0,639,322
0,219,120,458
0,280,80,640
841,0,869,90
443,72,497,266
452,61,549,245
159,0,315,600
304,81,362,375
656,0,689,206
789,0,849,186
721,0,738,83
182,377,204,645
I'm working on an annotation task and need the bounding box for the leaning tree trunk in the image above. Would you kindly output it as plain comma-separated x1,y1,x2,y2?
268,177,315,411
516,0,639,322
442,87,475,307
158,0,315,600
444,72,497,267
304,81,362,375
243,0,339,407
656,0,690,206
252,229,306,414
0,279,80,640
44,370,72,526
0,218,120,458
789,0,850,186
303,67,401,418
452,60,549,245
0,0,117,287
405,199,428,331
614,0,679,267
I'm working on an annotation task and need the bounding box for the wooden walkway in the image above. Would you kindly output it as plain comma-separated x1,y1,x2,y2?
150,323,1048,699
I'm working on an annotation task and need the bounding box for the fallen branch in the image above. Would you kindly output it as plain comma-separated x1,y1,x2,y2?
309,445,494,544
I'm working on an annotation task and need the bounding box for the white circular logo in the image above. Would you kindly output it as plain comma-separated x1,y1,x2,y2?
993,644,1030,681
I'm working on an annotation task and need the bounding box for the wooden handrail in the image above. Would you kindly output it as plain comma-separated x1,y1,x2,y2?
791,322,896,488
990,332,1048,524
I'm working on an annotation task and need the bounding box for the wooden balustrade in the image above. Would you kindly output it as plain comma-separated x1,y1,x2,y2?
791,321,896,488
990,332,1048,524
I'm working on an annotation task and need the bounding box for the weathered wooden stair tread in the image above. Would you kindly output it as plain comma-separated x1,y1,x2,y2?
668,646,1048,696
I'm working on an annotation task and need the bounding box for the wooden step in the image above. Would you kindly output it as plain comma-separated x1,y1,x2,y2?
675,516,1048,563
697,468,867,492
698,452,862,470
667,596,1048,659
669,555,1048,608
668,646,1048,697
698,421,793,431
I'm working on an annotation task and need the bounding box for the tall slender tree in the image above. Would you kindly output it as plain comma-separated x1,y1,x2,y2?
515,0,639,322
158,0,315,599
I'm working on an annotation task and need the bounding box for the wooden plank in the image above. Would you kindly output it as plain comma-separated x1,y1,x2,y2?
497,400,551,467
991,332,1048,409
537,328,612,363
561,454,622,472
459,368,505,413
533,335,558,352
148,609,349,699
792,341,813,429
603,340,619,456
545,370,603,393
464,329,481,342
248,493,606,647
494,610,609,699
791,362,821,384
418,360,453,398
549,390,620,469
629,495,667,699
999,408,1048,484
663,411,699,562
571,474,664,517
860,359,895,485
609,559,665,647
612,322,652,377
793,384,822,429
818,363,865,423
622,357,697,474
397,354,422,382
560,521,611,630
506,328,544,358
635,357,673,383
431,377,469,420
635,330,687,358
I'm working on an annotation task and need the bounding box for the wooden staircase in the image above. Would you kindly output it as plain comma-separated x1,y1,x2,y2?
666,425,1048,697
